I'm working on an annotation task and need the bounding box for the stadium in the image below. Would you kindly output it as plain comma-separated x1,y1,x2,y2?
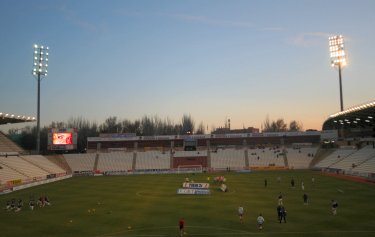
1,2,375,237
1,99,375,237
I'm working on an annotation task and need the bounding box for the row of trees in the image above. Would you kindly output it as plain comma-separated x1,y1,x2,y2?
8,115,303,153
8,114,202,153
262,116,303,132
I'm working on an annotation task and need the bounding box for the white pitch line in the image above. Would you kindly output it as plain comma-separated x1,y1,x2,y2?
96,225,375,237
184,230,375,236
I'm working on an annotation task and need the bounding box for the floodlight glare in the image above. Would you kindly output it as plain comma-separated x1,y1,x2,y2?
32,43,50,154
329,35,347,67
329,35,347,112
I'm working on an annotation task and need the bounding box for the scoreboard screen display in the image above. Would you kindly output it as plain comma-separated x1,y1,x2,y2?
48,128,77,150
52,132,73,145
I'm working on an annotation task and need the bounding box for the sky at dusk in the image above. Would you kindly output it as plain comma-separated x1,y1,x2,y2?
1,0,375,133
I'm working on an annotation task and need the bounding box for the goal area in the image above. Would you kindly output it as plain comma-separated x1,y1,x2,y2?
177,165,203,174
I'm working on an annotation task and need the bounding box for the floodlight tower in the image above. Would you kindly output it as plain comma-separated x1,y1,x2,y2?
32,44,49,154
329,35,347,112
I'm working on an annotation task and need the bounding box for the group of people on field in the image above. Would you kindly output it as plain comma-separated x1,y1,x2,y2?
238,206,265,229
4,198,23,212
233,176,339,231
177,174,340,236
4,195,51,212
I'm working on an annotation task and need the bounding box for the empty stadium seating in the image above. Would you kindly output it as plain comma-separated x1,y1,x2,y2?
285,147,318,169
64,153,96,172
314,148,356,168
315,146,375,175
97,152,133,172
248,148,285,167
211,148,246,169
0,160,28,185
327,146,375,171
0,131,24,154
136,151,170,170
173,150,207,157
0,154,70,186
0,156,49,178
352,156,375,173
20,155,66,174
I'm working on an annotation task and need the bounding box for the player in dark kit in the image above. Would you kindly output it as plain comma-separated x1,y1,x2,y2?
331,200,338,215
279,206,287,223
179,217,185,236
10,198,16,210
303,193,309,205
15,199,23,212
277,206,282,222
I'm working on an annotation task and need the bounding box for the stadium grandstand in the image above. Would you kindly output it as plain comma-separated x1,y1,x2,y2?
0,112,36,125
73,131,321,175
0,112,36,156
0,112,68,193
315,100,375,179
322,100,375,139
1,99,375,194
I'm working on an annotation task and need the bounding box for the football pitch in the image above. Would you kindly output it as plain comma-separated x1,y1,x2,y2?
1,170,375,237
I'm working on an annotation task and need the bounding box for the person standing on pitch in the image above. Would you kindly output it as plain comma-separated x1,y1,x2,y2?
303,193,309,205
179,217,185,237
277,205,282,222
279,206,287,223
331,200,338,215
257,213,265,230
291,178,295,188
278,192,283,206
238,206,244,223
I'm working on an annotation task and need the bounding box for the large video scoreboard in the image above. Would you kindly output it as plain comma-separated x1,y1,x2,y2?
48,128,78,150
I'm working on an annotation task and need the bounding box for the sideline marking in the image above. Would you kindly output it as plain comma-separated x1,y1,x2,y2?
96,225,375,237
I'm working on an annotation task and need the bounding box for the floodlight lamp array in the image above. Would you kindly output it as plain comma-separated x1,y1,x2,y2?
329,35,346,67
329,101,375,118
0,112,36,121
32,44,49,77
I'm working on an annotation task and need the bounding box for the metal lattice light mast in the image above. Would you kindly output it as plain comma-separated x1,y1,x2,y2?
32,44,49,154
329,35,347,112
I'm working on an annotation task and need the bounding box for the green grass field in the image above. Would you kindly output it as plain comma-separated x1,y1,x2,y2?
1,170,375,237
